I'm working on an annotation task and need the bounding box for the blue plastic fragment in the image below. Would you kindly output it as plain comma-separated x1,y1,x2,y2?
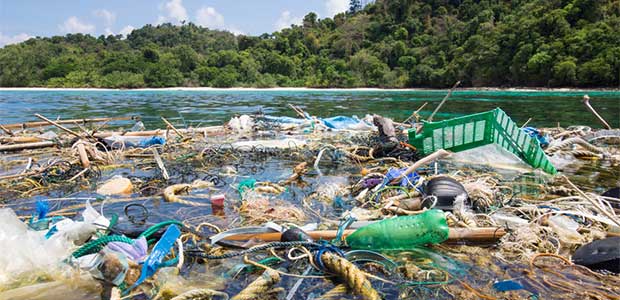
35,199,49,220
333,196,345,209
320,116,365,130
138,136,166,148
128,224,181,292
384,168,420,188
522,127,549,147
493,280,525,292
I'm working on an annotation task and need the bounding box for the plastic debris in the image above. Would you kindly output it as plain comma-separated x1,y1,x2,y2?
493,280,525,292
572,237,620,273
345,209,449,250
97,175,134,195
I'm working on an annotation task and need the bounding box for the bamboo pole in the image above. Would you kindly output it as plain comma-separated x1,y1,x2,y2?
93,126,223,138
221,227,507,243
582,95,612,129
34,114,82,138
0,124,14,136
427,81,460,123
161,117,186,139
0,116,132,130
0,136,43,144
0,141,56,151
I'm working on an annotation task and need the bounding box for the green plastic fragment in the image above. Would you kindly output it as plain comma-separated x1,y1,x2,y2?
237,178,256,196
345,209,449,250
408,108,557,174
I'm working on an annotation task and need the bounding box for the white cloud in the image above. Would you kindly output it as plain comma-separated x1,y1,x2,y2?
59,16,95,34
195,7,225,29
195,6,243,35
0,32,32,47
325,0,349,16
158,0,188,24
94,9,116,27
274,11,303,31
119,25,135,36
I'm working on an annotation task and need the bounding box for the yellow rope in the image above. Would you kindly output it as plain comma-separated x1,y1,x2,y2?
170,288,229,300
317,284,349,300
231,269,281,300
320,252,380,300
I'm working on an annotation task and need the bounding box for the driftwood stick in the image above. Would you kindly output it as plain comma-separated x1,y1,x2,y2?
582,95,612,129
427,81,460,123
0,124,14,136
93,126,223,138
416,81,461,134
152,148,170,181
161,117,186,139
34,114,82,138
0,116,132,130
0,141,56,152
403,102,428,124
76,142,90,168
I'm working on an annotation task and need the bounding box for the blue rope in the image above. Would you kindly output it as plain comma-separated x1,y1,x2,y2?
313,242,346,272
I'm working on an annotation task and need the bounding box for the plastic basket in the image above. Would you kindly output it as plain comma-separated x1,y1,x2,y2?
408,108,557,174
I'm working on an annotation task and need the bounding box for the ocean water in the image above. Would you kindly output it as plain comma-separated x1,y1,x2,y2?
0,89,618,128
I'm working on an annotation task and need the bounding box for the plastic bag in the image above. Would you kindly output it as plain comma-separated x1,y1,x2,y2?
0,209,73,288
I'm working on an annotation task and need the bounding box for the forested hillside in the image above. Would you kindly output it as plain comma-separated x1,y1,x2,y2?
1,0,618,88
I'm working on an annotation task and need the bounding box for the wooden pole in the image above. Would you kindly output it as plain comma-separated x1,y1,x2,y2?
0,124,14,136
582,95,612,129
0,141,56,151
0,116,132,130
221,227,507,243
34,114,82,138
161,117,186,139
93,126,223,138
427,81,460,123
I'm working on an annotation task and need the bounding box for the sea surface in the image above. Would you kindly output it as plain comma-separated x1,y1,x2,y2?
0,89,618,128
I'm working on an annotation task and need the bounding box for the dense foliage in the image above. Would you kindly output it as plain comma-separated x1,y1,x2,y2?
1,0,619,88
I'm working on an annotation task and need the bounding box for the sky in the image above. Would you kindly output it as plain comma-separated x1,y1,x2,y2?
0,0,351,47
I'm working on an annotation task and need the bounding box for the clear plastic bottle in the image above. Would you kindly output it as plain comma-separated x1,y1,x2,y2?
345,209,449,250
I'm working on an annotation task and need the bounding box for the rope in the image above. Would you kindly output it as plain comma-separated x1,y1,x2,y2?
72,235,134,258
317,284,348,300
186,241,321,260
547,137,605,154
170,289,229,300
139,220,184,239
320,252,380,300
231,269,281,300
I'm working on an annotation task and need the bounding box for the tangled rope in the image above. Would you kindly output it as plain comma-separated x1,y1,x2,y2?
186,241,320,260
170,289,229,300
231,269,282,300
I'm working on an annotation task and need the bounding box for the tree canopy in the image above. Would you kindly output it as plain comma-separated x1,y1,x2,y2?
1,0,619,88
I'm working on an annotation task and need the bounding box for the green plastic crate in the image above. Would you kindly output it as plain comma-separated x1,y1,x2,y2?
408,108,557,174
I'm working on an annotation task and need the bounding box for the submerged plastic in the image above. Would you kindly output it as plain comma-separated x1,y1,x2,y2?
130,224,181,291
345,209,449,250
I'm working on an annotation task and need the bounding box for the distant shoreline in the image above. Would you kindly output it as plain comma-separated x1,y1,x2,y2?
0,87,618,92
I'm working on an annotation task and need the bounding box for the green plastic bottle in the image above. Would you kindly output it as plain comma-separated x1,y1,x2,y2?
345,209,449,250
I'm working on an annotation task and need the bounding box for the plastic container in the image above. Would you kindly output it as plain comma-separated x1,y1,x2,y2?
345,209,449,250
408,108,556,174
